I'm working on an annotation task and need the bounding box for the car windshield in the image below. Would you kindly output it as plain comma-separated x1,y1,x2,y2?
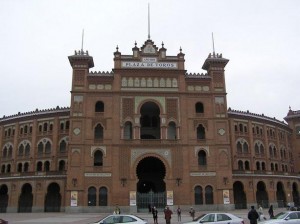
194,214,206,221
273,212,288,219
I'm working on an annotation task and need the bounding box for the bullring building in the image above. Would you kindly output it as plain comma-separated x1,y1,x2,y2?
0,37,300,213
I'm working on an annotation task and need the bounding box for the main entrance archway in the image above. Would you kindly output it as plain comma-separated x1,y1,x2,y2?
136,156,166,211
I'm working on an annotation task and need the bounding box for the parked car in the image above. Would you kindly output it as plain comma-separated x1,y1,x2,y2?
260,211,300,223
183,213,244,224
0,219,8,224
90,214,147,224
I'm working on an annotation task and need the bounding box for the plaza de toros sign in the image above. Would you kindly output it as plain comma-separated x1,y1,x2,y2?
121,57,178,69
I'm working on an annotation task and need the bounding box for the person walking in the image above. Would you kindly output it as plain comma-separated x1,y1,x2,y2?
113,204,121,214
177,206,181,222
164,206,173,224
152,206,158,224
248,206,259,224
268,205,274,219
189,207,195,221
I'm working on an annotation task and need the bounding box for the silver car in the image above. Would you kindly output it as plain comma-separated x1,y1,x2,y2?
260,211,300,224
183,213,244,224
90,214,148,224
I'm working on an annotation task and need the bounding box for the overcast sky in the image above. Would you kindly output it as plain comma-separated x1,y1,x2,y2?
1,0,299,121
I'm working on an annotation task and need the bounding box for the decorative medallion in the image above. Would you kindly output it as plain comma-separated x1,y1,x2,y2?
218,128,225,136
73,128,81,135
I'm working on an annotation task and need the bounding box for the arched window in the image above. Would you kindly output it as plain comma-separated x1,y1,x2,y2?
262,162,266,170
99,187,108,206
194,186,203,205
17,163,23,172
8,146,12,158
36,161,43,171
1,165,5,173
238,160,243,170
256,162,260,170
66,121,70,129
60,123,64,130
94,124,103,140
7,164,11,173
24,125,28,134
88,187,97,206
18,145,24,156
43,123,48,132
245,161,250,170
197,124,205,140
44,161,50,171
239,124,243,132
59,160,66,171
38,142,43,154
124,121,133,140
237,142,242,153
94,150,103,166
205,186,214,204
255,144,259,154
95,101,104,112
243,142,249,153
260,145,265,155
45,141,51,154
273,147,277,158
195,102,204,114
3,146,7,158
24,162,29,172
25,144,30,156
275,164,278,171
59,140,67,153
167,122,176,140
198,150,207,166
271,163,274,171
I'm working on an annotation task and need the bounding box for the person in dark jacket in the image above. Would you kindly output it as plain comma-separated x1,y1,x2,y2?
268,205,274,219
164,206,173,224
248,206,259,224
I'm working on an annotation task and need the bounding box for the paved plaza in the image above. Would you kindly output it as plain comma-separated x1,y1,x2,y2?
0,208,287,224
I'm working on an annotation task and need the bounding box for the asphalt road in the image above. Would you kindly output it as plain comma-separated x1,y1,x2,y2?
0,208,286,224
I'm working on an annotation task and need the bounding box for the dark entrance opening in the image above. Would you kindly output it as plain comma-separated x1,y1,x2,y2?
233,181,247,209
292,183,300,206
276,182,286,208
256,181,269,208
18,183,33,212
0,184,8,213
136,157,166,211
45,182,61,212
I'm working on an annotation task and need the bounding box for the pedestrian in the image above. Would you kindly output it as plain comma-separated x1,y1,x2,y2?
148,204,152,213
113,204,121,214
152,206,158,224
164,206,173,224
177,206,181,222
248,205,259,224
189,207,195,221
258,205,266,220
268,205,274,219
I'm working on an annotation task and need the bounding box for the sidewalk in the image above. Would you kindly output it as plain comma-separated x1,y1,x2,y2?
0,208,286,224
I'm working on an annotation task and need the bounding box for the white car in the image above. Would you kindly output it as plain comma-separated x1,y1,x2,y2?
260,211,300,224
183,213,244,224
90,214,148,224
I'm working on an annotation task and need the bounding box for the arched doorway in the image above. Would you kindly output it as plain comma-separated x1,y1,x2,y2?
140,102,160,139
45,182,61,212
292,182,300,206
136,156,166,211
233,181,247,209
276,182,286,208
18,183,33,212
0,184,8,212
256,181,269,208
